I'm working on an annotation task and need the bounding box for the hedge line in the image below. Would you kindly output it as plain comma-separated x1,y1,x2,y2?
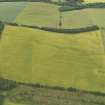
60,3,105,12
0,0,51,2
6,22,99,34
40,25,99,33
0,21,4,37
0,0,61,6
0,77,105,97
0,21,4,32
0,0,83,6
0,77,17,91
0,95,5,105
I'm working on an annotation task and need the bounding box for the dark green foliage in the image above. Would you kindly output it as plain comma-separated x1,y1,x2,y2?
2,77,105,97
0,0,51,2
40,25,99,33
0,21,4,35
1,77,105,105
60,3,105,12
67,87,80,92
65,0,84,5
0,77,17,91
7,85,105,105
6,22,99,34
0,95,5,105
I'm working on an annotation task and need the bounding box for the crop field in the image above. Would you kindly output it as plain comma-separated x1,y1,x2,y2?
62,10,93,28
0,25,105,93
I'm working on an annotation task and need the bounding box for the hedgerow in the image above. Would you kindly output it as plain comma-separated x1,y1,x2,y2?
6,22,99,34
60,3,105,12
0,77,105,97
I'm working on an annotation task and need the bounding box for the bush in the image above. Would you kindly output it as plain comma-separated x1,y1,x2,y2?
60,3,105,12
0,95,5,105
0,0,51,2
0,77,17,91
0,21,4,34
6,22,99,34
40,25,99,34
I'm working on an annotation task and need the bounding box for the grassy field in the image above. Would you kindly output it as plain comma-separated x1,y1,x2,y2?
62,10,93,28
16,2,60,28
0,25,105,93
84,0,105,3
86,9,105,28
0,2,104,29
0,2,27,22
15,2,105,29
16,2,94,28
15,2,94,29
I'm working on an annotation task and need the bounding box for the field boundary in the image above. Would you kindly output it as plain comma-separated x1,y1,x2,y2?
4,22,99,34
60,3,105,12
0,77,105,97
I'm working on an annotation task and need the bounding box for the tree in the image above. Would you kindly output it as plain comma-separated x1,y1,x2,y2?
58,0,63,28
66,0,84,4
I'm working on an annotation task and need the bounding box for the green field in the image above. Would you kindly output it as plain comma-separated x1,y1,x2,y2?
86,9,105,27
16,2,94,28
0,2,105,29
16,2,60,28
15,3,105,29
0,2,27,22
63,8,105,28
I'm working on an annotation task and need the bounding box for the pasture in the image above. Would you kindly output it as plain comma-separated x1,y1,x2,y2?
15,2,105,29
0,2,27,22
16,2,94,28
16,2,60,28
86,9,105,28
0,2,104,29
